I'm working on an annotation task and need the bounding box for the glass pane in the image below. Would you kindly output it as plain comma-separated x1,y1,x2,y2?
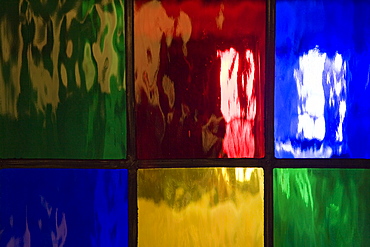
135,0,265,159
275,0,370,158
0,168,129,246
0,0,126,159
138,168,264,246
274,168,370,246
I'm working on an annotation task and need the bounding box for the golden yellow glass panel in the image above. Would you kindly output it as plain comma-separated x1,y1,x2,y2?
138,168,264,247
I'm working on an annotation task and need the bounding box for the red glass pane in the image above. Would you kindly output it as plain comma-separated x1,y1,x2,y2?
135,0,265,159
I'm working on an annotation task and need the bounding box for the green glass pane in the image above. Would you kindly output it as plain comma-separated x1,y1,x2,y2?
0,0,126,159
138,168,264,246
274,168,370,246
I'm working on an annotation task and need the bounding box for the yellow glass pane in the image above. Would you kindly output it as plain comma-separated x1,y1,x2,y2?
138,168,264,247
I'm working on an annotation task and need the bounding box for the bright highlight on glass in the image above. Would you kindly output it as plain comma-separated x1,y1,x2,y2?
274,168,370,247
276,47,347,157
138,168,264,247
217,48,257,158
275,0,370,158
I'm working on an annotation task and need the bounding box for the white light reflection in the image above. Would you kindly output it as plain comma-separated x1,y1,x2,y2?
220,167,259,182
218,48,240,123
295,47,326,141
235,168,254,182
217,48,257,158
276,47,347,158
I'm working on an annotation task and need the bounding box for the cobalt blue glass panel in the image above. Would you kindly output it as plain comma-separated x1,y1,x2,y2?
275,0,370,158
0,169,128,246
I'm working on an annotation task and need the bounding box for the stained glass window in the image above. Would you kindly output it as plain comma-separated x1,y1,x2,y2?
0,0,127,159
134,0,265,159
1,0,369,247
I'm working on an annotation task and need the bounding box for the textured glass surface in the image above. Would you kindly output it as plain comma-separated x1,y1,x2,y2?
274,168,370,246
275,0,370,158
138,168,264,246
0,168,128,246
135,0,265,159
0,0,126,159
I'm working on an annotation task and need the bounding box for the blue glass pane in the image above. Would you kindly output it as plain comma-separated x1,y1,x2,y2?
0,169,128,246
275,0,370,158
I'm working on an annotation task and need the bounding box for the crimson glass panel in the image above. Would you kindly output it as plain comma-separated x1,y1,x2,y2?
135,0,265,159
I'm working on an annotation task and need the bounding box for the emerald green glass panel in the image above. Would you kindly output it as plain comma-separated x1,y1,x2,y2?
274,168,370,246
0,0,126,159
138,168,264,246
